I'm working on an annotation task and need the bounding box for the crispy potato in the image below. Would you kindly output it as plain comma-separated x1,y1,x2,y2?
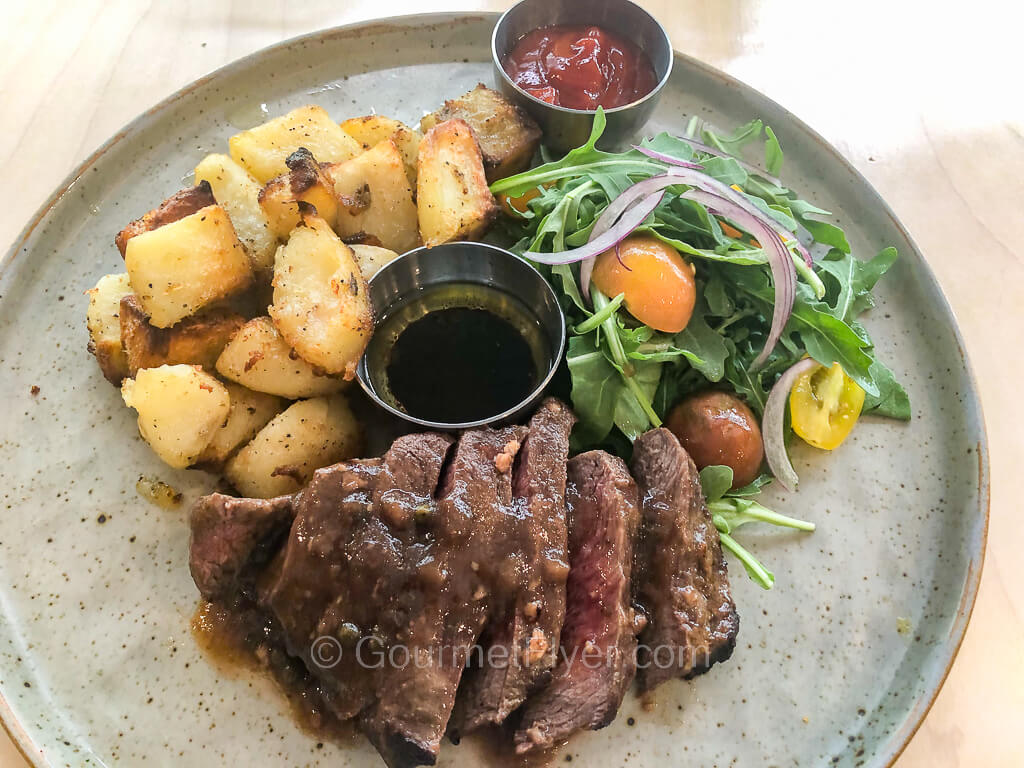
322,138,419,254
340,115,421,185
225,394,361,498
258,148,339,238
125,204,253,328
194,383,284,469
215,316,345,398
269,212,373,379
86,273,133,384
420,84,541,182
119,294,244,376
115,182,216,257
121,365,231,469
229,105,362,184
349,243,399,282
416,119,499,247
194,153,277,274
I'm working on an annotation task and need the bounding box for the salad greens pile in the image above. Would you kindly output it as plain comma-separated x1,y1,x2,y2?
489,110,910,587
490,110,909,451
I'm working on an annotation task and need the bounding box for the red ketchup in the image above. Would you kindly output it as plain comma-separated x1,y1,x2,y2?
503,24,657,110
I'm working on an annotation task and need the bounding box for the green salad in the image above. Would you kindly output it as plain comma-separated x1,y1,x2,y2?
488,109,909,587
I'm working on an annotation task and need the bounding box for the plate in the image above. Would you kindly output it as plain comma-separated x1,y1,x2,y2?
0,13,988,768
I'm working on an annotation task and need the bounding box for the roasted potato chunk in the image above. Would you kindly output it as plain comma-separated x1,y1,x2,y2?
194,153,277,274
119,295,244,376
269,212,373,379
340,115,421,185
121,364,230,469
124,204,253,328
225,394,361,498
229,105,362,183
420,84,541,182
194,383,283,469
86,273,133,384
215,316,345,398
258,148,339,238
349,243,399,281
416,119,499,247
115,182,216,257
322,139,419,254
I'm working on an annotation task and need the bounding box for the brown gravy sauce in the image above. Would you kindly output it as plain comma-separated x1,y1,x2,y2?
191,600,570,766
191,599,358,746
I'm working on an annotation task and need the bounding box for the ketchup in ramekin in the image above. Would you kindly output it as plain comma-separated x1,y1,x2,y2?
502,24,657,110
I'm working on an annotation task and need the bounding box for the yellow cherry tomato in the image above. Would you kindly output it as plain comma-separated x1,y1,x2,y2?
590,235,696,333
789,361,865,450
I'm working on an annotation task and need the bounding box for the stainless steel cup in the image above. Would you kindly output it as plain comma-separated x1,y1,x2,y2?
356,242,566,430
491,0,674,153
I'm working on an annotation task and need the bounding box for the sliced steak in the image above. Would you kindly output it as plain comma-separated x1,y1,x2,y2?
266,434,454,727
263,459,385,719
514,451,641,754
630,428,739,692
189,492,294,602
460,398,575,730
362,426,527,768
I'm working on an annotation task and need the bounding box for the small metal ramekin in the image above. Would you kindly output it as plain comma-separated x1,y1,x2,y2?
491,0,674,153
355,242,566,431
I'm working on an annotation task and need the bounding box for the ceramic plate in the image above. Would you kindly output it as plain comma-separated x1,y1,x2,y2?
0,13,988,768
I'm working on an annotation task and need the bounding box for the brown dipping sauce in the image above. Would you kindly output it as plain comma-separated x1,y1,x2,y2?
503,24,658,110
364,283,552,425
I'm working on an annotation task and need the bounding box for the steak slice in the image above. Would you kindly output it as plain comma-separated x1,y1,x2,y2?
267,434,454,728
263,459,385,719
362,426,527,768
189,492,294,601
514,451,641,754
630,428,739,692
460,398,575,730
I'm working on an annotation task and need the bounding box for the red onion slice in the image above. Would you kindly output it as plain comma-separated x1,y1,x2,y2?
523,190,665,266
682,189,796,369
762,358,819,491
630,145,704,170
635,162,812,267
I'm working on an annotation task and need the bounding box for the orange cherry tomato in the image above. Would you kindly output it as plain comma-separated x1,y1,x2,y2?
590,235,696,333
498,183,553,216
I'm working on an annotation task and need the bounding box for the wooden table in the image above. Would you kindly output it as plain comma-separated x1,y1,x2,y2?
2,0,1020,765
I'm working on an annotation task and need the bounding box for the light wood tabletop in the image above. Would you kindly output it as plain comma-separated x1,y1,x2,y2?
1,0,1021,765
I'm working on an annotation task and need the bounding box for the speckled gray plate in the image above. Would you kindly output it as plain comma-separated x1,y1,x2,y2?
0,13,988,768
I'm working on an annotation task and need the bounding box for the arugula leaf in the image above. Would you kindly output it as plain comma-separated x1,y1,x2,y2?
700,156,748,186
863,357,912,420
817,246,898,322
764,126,783,176
566,334,620,445
672,301,729,381
799,217,851,253
701,118,764,156
704,274,735,316
699,465,734,502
